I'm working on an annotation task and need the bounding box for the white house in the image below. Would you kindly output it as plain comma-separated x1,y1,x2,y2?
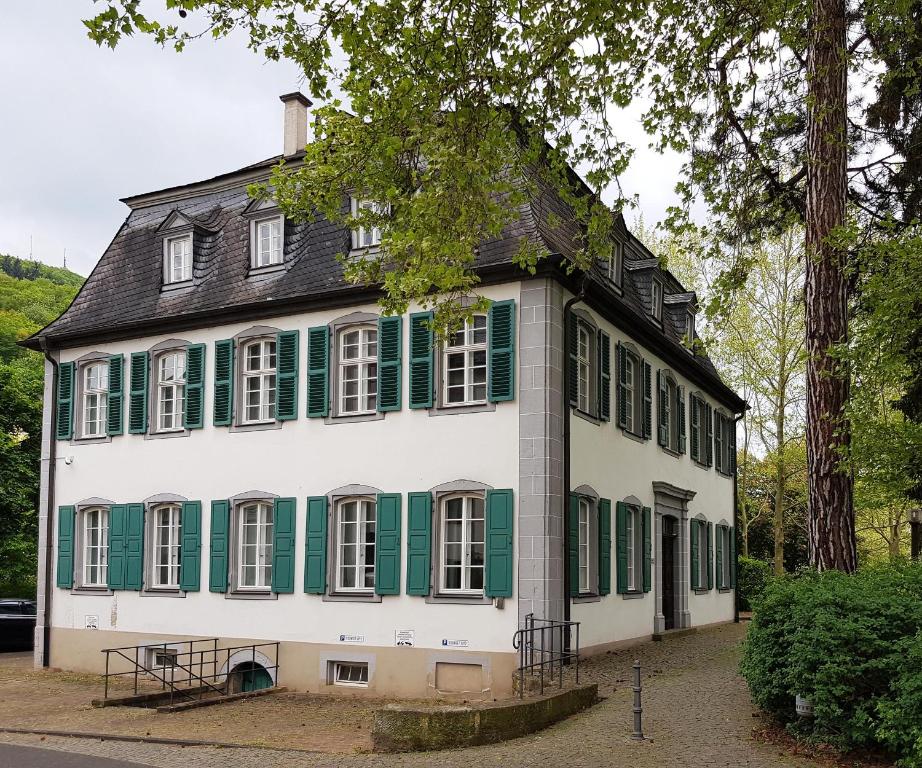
25,93,744,700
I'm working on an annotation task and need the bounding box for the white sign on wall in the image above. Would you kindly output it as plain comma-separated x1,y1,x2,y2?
84,615,98,630
441,638,469,648
339,633,365,643
395,629,415,647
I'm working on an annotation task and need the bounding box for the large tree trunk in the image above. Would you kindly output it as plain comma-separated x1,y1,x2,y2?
805,0,856,572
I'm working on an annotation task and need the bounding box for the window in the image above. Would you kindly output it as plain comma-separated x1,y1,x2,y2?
578,497,591,593
714,412,734,474
696,521,709,589
146,647,179,669
156,351,186,432
332,661,369,687
82,362,108,437
165,235,192,284
619,348,645,435
151,505,181,589
443,315,487,406
440,495,485,594
686,310,696,347
718,525,732,588
237,502,273,590
659,373,685,453
606,241,623,285
335,498,376,592
82,507,109,587
338,326,378,415
576,324,591,413
253,216,283,268
242,339,277,424
651,278,663,321
352,199,384,249
624,505,638,592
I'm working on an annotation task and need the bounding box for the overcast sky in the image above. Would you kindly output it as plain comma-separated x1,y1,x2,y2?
0,1,687,278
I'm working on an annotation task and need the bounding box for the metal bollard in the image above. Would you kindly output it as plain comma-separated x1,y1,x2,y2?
631,660,644,741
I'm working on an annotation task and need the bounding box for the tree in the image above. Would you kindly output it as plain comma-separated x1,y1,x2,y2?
85,0,922,571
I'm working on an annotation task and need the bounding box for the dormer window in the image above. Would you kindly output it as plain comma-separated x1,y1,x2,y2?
351,198,384,250
606,241,623,287
164,234,192,285
251,215,284,269
651,278,663,322
686,310,696,347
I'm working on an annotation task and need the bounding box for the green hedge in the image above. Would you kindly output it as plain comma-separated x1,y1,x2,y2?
740,562,922,765
738,556,772,611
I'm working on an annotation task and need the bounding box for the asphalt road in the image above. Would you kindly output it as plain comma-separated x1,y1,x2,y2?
0,743,151,768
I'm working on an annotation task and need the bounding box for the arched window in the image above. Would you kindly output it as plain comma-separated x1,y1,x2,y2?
335,497,377,592
82,507,109,587
439,494,485,594
238,501,274,589
242,339,277,424
443,315,488,406
338,326,378,415
151,504,182,588
156,350,186,432
82,362,109,437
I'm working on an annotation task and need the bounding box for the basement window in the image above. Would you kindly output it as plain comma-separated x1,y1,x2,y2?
331,661,369,687
145,647,178,669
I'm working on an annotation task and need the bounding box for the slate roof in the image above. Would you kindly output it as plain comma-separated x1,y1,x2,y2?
25,155,744,410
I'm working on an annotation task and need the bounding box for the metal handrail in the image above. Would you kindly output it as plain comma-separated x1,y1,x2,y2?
512,613,580,698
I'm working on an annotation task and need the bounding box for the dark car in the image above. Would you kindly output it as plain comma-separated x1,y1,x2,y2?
0,599,36,651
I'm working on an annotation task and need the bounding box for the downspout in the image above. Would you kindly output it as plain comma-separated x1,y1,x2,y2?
39,340,57,667
562,275,589,628
732,411,745,624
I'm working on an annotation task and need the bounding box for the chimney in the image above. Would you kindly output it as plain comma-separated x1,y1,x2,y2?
280,92,312,156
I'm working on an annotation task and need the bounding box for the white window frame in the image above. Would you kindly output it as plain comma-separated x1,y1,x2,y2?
82,362,109,438
82,507,109,588
164,234,193,285
351,198,385,249
236,501,274,591
576,324,591,413
241,338,277,424
332,661,369,687
156,350,186,433
697,521,709,589
251,215,284,269
151,504,182,589
338,325,378,416
439,494,486,596
651,278,663,321
623,352,636,433
625,505,637,592
606,241,623,285
578,497,591,594
719,525,731,588
334,497,377,593
686,310,696,347
442,314,488,407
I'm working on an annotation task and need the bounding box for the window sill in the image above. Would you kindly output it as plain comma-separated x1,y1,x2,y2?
428,401,496,417
718,587,733,594
349,246,382,258
621,591,646,600
144,429,190,441
660,445,683,459
70,587,113,596
571,408,601,426
693,588,710,595
716,469,734,478
323,592,383,603
693,461,712,471
226,590,278,600
141,588,187,598
620,428,646,444
571,594,601,604
424,594,491,606
229,421,282,433
161,280,194,293
71,435,112,446
325,411,385,425
247,264,286,278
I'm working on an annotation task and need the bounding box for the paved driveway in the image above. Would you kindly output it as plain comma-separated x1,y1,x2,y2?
0,743,150,768
0,622,811,768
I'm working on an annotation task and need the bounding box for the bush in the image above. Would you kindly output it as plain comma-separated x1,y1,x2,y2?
738,556,772,611
740,562,922,763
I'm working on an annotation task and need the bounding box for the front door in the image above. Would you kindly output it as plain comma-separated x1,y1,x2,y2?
662,515,677,630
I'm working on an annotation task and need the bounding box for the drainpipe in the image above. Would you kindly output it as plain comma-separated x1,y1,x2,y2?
732,411,745,624
39,340,58,667
562,275,589,631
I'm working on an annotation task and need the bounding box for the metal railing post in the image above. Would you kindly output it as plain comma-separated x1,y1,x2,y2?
632,660,644,741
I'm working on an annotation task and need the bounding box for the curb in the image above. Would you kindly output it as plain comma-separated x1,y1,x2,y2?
0,727,322,754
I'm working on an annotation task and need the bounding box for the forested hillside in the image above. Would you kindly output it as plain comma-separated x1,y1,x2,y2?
0,254,83,597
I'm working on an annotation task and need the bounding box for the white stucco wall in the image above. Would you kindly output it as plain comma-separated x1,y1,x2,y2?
568,302,737,649
48,281,522,656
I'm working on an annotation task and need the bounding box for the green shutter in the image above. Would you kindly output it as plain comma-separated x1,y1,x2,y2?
128,352,149,434
56,362,75,440
568,316,579,408
409,312,433,409
209,500,230,593
179,501,202,591
657,370,667,446
304,495,328,593
690,519,700,590
306,326,329,418
213,340,234,427
275,330,300,421
485,489,514,598
272,497,297,593
108,504,127,590
598,331,611,421
642,506,652,593
377,316,403,412
706,403,714,467
598,498,611,596
615,501,628,594
677,385,687,454
184,344,206,429
642,360,652,439
707,521,714,590
617,343,628,427
107,354,124,436
568,494,580,597
690,395,700,461
406,492,432,595
488,300,516,402
730,527,737,588
375,493,402,595
124,503,144,590
716,525,725,589
56,505,75,588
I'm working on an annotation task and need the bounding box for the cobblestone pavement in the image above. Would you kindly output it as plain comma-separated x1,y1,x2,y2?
0,623,812,768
